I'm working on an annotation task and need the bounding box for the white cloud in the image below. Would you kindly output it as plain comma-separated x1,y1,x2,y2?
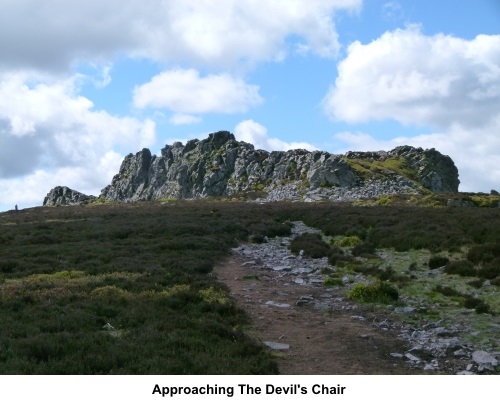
382,2,404,21
234,120,317,151
133,69,263,114
169,114,202,126
0,0,361,73
324,26,500,129
332,122,500,193
0,72,156,210
324,27,500,192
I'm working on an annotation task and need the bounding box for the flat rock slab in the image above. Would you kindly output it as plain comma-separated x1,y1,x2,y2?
273,266,292,272
265,300,291,309
264,341,290,351
472,351,498,368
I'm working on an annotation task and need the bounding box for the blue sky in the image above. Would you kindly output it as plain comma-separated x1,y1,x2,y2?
1,0,499,211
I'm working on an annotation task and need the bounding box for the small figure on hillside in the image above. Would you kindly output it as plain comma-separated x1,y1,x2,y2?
15,204,18,212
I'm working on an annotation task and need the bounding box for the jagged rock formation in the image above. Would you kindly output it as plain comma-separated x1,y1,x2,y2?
43,186,96,206
99,131,459,202
44,130,460,205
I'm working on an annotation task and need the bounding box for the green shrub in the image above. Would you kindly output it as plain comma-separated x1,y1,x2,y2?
348,281,399,304
428,255,449,269
433,285,462,297
476,258,500,280
444,260,476,277
249,234,265,244
323,277,343,287
333,235,362,247
290,233,331,258
468,279,484,288
463,296,492,314
327,253,344,266
351,242,376,257
0,259,18,273
351,263,380,276
467,243,500,264
491,276,500,286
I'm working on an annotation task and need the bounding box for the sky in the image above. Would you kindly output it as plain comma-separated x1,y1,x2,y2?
0,0,499,212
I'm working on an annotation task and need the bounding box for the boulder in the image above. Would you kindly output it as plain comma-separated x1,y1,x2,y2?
43,186,96,206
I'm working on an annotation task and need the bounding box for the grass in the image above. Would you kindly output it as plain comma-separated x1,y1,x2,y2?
348,281,399,304
344,157,418,182
1,199,500,373
0,201,292,374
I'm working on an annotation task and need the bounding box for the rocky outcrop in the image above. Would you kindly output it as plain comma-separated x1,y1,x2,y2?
43,131,460,205
43,186,96,206
99,131,459,203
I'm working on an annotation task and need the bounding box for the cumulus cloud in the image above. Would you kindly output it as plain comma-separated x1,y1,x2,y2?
0,0,361,73
324,27,500,192
234,120,317,151
324,26,500,129
134,69,262,114
332,124,500,193
0,72,156,210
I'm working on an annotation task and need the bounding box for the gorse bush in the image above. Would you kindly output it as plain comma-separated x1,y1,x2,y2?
347,281,399,304
333,235,362,247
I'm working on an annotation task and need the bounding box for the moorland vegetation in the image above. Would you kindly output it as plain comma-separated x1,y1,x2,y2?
0,199,499,374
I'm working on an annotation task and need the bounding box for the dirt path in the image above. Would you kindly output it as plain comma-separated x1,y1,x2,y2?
215,255,419,374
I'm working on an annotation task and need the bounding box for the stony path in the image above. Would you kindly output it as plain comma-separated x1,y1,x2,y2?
215,222,498,374
215,222,417,374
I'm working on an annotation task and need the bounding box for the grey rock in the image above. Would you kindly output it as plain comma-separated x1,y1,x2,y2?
291,267,314,275
273,266,292,272
264,341,290,351
423,363,437,371
472,350,498,370
296,296,314,306
395,306,416,314
453,349,469,357
390,353,404,359
447,198,475,208
52,131,457,204
456,370,475,375
265,301,291,309
43,186,96,206
314,302,330,311
405,353,421,362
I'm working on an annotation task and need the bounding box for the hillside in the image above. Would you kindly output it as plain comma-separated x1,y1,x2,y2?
43,131,459,206
1,201,499,374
